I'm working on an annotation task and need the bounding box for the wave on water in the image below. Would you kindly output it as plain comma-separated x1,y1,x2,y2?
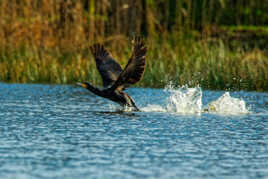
141,84,250,115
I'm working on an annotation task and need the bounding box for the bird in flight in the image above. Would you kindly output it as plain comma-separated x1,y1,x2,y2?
77,36,147,111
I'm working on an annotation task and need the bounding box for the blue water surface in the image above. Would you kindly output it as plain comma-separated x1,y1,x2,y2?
0,83,267,179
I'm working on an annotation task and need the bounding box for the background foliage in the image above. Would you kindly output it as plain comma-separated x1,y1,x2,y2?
0,0,267,91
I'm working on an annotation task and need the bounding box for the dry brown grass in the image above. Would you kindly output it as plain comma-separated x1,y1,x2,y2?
0,0,267,91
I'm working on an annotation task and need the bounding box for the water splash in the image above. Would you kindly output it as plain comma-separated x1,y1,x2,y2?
142,84,202,114
165,85,202,114
203,92,250,115
141,84,250,115
142,104,166,112
109,104,142,112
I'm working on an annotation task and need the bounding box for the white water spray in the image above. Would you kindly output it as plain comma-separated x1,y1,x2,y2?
165,85,202,114
141,84,250,115
142,84,202,114
203,92,249,114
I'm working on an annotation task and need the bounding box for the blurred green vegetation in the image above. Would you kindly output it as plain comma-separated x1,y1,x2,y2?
0,0,267,91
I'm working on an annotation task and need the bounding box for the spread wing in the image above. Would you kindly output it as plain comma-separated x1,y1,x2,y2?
110,36,147,91
90,44,122,88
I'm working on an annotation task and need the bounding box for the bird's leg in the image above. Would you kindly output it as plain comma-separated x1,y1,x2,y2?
132,105,140,112
126,95,140,111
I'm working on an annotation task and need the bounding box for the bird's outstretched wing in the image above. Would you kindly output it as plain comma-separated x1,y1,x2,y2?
90,44,122,88
110,36,147,91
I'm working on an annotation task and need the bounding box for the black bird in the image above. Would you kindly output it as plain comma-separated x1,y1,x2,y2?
77,37,147,111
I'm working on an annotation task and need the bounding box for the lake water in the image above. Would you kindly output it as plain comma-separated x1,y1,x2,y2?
0,83,267,179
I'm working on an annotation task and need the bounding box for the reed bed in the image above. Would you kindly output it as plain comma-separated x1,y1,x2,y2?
1,35,267,91
0,0,267,91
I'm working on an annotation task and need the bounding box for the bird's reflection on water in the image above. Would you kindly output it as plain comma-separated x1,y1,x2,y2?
92,110,137,117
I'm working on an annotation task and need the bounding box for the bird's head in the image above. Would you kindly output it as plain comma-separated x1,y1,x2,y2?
76,82,101,94
76,82,90,89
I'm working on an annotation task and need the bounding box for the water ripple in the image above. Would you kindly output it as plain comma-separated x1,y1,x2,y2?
0,83,267,178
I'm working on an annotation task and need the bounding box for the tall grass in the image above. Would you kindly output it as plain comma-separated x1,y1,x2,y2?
0,0,267,91
1,34,267,91
145,36,268,91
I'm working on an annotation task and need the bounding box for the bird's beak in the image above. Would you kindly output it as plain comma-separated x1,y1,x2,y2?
76,82,87,88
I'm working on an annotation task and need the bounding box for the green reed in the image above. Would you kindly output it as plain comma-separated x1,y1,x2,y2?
0,33,267,91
